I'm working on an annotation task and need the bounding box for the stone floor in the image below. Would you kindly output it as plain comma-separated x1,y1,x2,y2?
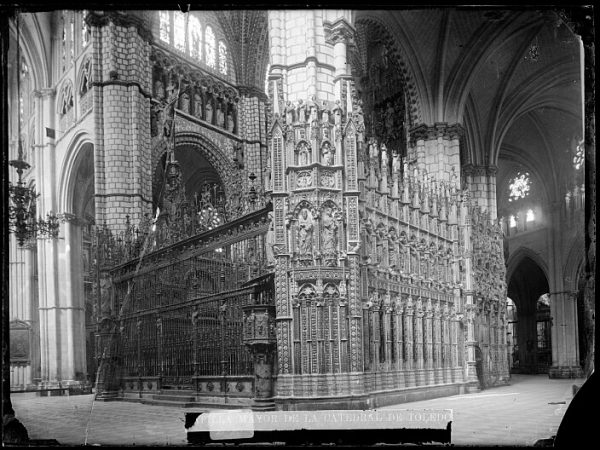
11,374,583,447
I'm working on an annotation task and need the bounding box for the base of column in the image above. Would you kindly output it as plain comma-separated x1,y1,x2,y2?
548,366,584,379
252,398,276,411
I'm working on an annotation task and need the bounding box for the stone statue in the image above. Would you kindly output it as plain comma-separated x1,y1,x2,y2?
205,99,213,123
179,92,190,114
154,79,164,100
321,142,334,166
227,110,235,132
297,208,314,256
266,212,275,266
216,103,225,128
99,274,113,318
285,101,294,124
298,142,311,166
193,93,203,119
321,206,338,255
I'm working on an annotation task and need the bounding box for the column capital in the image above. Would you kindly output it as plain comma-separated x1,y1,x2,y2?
324,18,356,46
34,88,56,99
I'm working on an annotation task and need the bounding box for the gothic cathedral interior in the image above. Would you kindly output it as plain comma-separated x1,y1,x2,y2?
6,8,594,411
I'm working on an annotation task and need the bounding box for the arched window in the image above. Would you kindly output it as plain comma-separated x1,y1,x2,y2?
205,26,215,68
509,215,517,228
218,41,227,75
526,209,535,222
573,139,584,170
61,13,67,72
59,81,74,116
81,10,90,47
19,58,30,133
79,57,92,96
69,13,75,64
159,11,170,43
188,16,202,61
174,11,186,52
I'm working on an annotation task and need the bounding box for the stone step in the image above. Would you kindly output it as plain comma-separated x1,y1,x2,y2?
136,397,245,409
139,398,197,408
152,394,195,403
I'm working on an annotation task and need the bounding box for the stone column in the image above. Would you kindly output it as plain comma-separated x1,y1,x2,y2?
424,299,435,385
34,87,61,387
413,298,425,386
87,12,153,231
442,304,452,382
403,295,415,387
450,306,462,383
94,269,121,400
243,304,277,411
547,200,583,378
433,302,443,384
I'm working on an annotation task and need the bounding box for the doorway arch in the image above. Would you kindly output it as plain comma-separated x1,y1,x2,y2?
507,256,551,374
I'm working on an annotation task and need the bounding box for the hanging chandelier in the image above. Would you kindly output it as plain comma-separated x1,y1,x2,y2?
8,12,60,247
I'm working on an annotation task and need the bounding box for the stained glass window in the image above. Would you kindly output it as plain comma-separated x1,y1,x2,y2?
70,13,75,63
526,209,535,222
205,26,215,68
509,215,517,228
61,13,66,71
508,172,531,202
188,16,202,60
82,10,90,47
19,59,29,131
159,11,170,43
218,41,227,74
573,139,584,170
174,11,186,52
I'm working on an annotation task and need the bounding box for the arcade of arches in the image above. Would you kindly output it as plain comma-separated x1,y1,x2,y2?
6,8,594,411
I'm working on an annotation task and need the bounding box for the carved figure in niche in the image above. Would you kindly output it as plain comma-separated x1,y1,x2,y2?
150,108,159,137
227,109,235,132
322,109,329,124
334,104,342,126
297,142,311,166
216,102,225,128
321,142,334,166
205,98,213,123
266,212,275,266
297,208,314,256
179,92,190,114
388,228,397,267
285,101,294,124
99,274,113,318
321,206,338,255
323,127,330,140
166,79,177,104
296,99,306,123
385,101,395,137
411,248,418,276
381,144,389,175
265,150,272,191
154,78,165,100
193,93,203,119
392,150,401,176
310,104,318,124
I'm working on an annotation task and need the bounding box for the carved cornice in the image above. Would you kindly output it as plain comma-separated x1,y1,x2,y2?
324,19,356,46
238,85,269,103
34,88,56,99
86,11,153,44
151,47,239,101
462,164,493,178
408,123,464,145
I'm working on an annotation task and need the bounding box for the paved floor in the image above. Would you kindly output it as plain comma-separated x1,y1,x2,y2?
11,374,583,447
